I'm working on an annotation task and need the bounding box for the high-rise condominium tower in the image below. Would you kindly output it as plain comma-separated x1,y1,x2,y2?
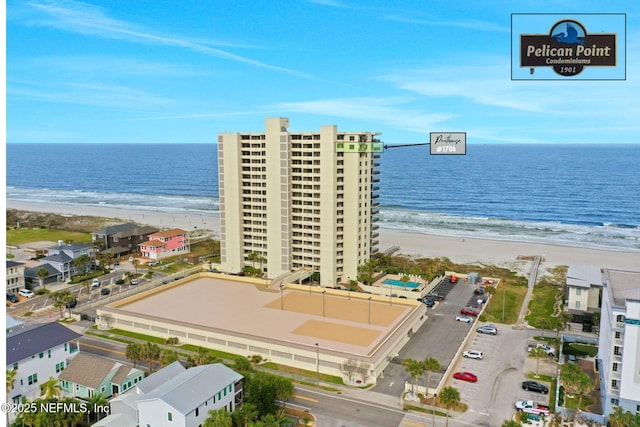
217,118,383,287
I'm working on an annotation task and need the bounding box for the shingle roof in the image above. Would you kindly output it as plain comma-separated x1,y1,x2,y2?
6,322,81,364
58,353,140,389
6,260,25,268
140,240,165,248
48,243,94,251
114,226,158,238
40,252,73,263
138,364,243,415
148,229,187,239
93,223,139,236
25,263,61,278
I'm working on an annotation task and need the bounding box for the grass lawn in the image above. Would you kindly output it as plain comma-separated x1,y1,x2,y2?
6,228,92,245
261,362,344,385
563,394,594,411
525,283,563,329
480,281,528,324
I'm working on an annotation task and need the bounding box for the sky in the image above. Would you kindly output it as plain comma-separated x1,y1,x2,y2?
5,0,640,145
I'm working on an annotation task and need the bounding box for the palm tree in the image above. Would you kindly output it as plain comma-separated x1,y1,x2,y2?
36,267,49,290
529,347,547,377
125,343,142,368
537,318,552,338
608,406,633,427
72,254,91,276
40,377,62,398
204,408,233,427
575,371,595,413
161,349,181,367
131,258,140,275
233,402,259,427
422,357,440,396
87,392,109,422
6,369,17,395
51,290,74,319
247,252,258,268
140,342,161,374
401,358,423,394
439,386,461,427
400,274,410,291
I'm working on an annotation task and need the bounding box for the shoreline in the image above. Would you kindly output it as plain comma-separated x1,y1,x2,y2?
7,200,640,273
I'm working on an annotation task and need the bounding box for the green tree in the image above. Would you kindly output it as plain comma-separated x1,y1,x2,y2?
247,252,259,268
161,349,181,367
233,356,255,377
50,290,74,319
608,406,633,427
575,370,595,413
233,402,259,427
246,372,281,418
131,258,140,275
537,318,552,338
125,343,142,368
501,420,522,427
400,274,410,291
401,358,423,394
439,386,461,427
6,368,17,395
72,254,91,276
529,347,548,376
422,357,440,396
40,377,61,398
36,268,49,290
87,392,109,422
204,408,233,427
140,342,161,374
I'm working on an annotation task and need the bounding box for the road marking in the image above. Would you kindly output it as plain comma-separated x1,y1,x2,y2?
293,394,318,403
80,341,126,356
402,421,425,427
389,381,394,387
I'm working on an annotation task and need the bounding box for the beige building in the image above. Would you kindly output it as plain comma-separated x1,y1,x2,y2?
566,264,602,323
6,260,26,294
217,117,383,287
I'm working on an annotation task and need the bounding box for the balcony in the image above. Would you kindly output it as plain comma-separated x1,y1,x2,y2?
371,208,380,215
371,239,380,246
372,177,380,183
371,232,379,239
371,193,380,199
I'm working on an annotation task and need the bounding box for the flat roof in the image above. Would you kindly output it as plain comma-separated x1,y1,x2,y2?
112,277,415,356
606,269,640,307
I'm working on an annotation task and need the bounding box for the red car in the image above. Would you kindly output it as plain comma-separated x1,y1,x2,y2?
460,307,479,317
453,371,478,383
450,274,458,283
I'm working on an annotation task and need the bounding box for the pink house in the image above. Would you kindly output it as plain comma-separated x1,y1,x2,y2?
138,228,190,260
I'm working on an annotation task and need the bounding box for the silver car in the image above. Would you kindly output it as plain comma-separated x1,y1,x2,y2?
456,315,473,323
476,325,498,335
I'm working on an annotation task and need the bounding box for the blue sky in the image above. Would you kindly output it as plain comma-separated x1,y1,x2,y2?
5,0,640,145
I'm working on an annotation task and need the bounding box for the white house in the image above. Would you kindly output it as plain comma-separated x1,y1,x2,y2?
6,260,26,294
598,269,640,418
566,264,602,324
94,362,244,427
6,322,81,403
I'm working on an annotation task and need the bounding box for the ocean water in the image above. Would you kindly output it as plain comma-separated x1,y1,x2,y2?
6,143,640,251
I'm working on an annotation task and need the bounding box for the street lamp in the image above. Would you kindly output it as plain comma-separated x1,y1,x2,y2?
322,290,326,317
347,277,351,300
315,343,320,383
368,297,372,324
280,284,284,310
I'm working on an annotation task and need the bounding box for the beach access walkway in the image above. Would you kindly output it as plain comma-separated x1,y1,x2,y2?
518,255,542,327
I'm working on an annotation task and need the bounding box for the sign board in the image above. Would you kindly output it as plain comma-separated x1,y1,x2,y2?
512,13,626,80
430,132,466,155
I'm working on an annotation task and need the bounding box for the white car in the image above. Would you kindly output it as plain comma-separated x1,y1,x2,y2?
18,289,35,298
456,315,473,323
91,278,101,288
527,343,555,356
463,350,484,360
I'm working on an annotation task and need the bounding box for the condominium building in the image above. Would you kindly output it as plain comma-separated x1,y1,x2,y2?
217,117,383,287
598,269,640,416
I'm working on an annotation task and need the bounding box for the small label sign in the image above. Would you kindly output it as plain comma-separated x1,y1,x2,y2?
430,132,466,155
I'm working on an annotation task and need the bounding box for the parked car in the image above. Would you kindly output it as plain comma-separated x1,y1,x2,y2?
7,292,19,303
101,288,111,295
515,400,550,416
473,286,485,295
453,371,477,383
130,278,139,285
65,299,78,309
91,278,101,288
522,380,549,394
476,324,498,335
456,315,473,323
147,261,158,267
527,343,555,356
18,289,35,298
114,260,120,266
427,292,445,301
128,256,134,262
460,307,479,317
463,350,484,360
450,274,458,283
423,298,435,308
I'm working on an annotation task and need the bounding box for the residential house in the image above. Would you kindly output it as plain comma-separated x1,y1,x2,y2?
92,223,159,257
94,362,244,427
566,264,603,324
59,353,145,399
25,242,96,283
598,269,640,418
6,322,81,403
138,229,190,260
6,260,26,293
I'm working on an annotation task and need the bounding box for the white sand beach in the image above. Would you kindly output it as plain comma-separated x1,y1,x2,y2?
7,200,640,274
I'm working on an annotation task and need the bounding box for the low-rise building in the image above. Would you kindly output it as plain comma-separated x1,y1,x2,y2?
58,353,145,399
566,264,602,324
598,269,640,418
94,362,244,427
138,228,190,260
25,242,97,284
92,223,159,257
6,322,81,403
6,260,26,294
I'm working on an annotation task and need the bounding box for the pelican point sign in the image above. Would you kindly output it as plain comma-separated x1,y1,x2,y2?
512,14,625,80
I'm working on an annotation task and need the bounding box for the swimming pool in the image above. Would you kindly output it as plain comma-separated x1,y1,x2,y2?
382,279,421,289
